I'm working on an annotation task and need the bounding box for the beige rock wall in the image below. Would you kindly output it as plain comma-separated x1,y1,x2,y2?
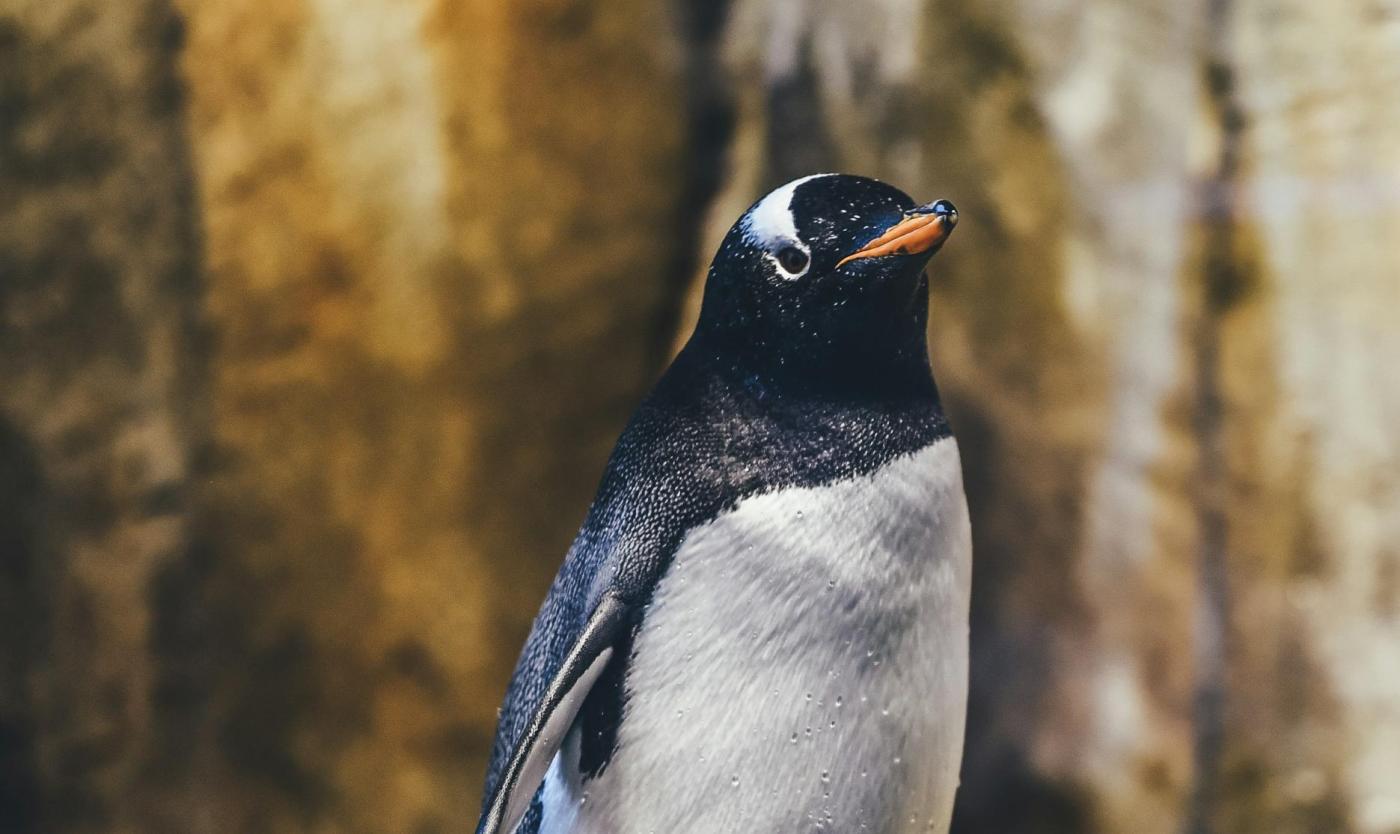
1,0,1396,832
3,0,691,831
1220,3,1400,832
167,1,689,832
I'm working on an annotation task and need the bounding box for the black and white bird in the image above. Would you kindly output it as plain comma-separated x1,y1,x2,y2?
476,173,971,834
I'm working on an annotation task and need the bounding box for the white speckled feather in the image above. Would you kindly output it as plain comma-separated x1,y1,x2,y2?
539,436,971,834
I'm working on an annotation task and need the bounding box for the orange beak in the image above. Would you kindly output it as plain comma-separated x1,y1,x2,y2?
836,202,958,268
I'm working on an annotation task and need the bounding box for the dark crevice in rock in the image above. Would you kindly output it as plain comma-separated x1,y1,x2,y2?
950,744,1090,834
0,420,48,834
1186,2,1243,832
650,0,737,363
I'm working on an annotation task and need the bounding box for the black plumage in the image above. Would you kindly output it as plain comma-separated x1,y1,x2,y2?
476,174,956,834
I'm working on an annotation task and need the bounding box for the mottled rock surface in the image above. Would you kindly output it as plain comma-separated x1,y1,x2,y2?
1,0,1396,832
0,2,204,831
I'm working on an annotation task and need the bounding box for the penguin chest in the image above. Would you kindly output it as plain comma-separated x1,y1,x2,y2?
543,437,972,834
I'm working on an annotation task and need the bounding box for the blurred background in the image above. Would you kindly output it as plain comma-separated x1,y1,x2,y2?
1,0,1398,833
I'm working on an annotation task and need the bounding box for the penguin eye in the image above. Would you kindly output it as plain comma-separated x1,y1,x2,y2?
775,245,810,275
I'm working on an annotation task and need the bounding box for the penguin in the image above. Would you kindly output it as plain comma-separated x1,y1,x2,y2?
476,173,970,834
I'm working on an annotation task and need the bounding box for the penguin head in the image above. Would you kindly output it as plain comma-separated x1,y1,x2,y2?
695,173,957,393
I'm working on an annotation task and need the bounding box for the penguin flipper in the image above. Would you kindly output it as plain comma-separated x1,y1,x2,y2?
477,592,630,834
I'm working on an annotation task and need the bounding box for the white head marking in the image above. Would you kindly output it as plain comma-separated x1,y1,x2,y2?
742,173,834,247
742,173,833,280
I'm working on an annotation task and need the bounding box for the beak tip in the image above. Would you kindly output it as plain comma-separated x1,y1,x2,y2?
929,199,958,228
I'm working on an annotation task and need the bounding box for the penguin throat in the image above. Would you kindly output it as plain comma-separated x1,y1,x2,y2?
690,322,937,404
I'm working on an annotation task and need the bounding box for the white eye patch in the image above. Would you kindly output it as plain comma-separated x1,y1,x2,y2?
743,173,831,280
743,173,833,247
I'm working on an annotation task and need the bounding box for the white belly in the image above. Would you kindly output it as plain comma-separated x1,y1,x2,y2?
541,437,972,834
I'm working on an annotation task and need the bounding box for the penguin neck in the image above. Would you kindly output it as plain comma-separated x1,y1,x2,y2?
683,315,940,408
692,266,942,406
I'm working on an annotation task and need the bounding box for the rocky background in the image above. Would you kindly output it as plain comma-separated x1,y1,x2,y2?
1,0,1397,832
